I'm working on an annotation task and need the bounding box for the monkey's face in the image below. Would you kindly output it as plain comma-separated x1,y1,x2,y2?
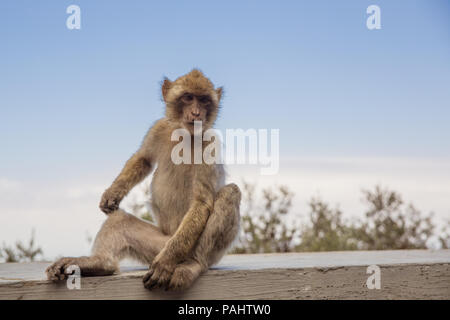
178,93,212,128
162,69,222,132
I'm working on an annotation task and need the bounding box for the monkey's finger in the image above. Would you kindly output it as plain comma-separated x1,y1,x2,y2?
50,265,64,281
144,269,160,289
155,270,171,290
106,200,119,213
142,270,153,283
99,203,108,213
57,264,68,280
52,265,62,277
46,267,59,281
167,273,183,291
147,269,165,289
166,279,177,291
145,280,159,290
103,202,116,214
46,264,58,281
146,275,160,289
47,273,59,282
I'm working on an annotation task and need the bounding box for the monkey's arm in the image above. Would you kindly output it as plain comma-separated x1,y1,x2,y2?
99,153,153,214
99,125,158,214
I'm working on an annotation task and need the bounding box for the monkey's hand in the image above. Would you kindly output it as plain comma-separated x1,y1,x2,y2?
143,250,176,290
99,186,126,214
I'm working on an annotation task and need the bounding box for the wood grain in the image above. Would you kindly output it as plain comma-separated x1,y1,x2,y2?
1,250,449,300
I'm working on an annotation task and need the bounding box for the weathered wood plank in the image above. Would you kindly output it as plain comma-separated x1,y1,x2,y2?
1,250,449,299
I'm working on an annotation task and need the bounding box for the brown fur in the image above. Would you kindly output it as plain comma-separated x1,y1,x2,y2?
46,69,241,291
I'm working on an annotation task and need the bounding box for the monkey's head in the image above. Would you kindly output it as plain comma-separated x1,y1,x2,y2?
162,69,223,132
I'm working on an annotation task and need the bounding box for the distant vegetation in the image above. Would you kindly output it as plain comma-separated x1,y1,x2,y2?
0,229,43,263
1,184,448,262
231,182,450,253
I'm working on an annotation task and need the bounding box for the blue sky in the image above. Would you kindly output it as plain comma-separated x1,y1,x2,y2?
1,0,449,178
0,1,449,257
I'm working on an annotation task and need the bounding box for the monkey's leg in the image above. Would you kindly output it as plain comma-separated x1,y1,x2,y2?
46,209,169,281
167,183,241,290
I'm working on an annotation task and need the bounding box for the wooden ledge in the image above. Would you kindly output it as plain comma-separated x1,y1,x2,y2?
1,250,449,299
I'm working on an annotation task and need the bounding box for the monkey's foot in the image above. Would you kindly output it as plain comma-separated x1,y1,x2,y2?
46,256,116,281
45,257,84,281
142,260,201,291
142,262,174,290
167,260,203,291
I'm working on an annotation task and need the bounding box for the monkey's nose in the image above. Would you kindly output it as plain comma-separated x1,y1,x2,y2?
191,110,200,117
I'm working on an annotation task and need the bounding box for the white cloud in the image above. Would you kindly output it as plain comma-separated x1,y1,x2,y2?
0,178,21,192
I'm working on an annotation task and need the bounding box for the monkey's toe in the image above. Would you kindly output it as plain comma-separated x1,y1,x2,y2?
46,261,65,281
167,266,197,291
143,267,172,290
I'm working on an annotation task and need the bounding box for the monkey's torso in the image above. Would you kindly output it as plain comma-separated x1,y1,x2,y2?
148,119,225,235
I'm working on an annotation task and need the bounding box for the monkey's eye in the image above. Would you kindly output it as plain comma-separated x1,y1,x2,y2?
182,93,194,103
198,96,210,104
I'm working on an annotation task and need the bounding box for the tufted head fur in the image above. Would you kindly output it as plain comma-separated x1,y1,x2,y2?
162,69,223,130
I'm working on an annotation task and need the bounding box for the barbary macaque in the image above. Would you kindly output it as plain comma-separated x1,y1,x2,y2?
46,69,241,290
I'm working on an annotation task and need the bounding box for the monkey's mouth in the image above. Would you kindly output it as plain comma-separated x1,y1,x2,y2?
186,120,204,125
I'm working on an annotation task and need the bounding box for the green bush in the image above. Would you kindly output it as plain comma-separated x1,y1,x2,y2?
232,183,446,253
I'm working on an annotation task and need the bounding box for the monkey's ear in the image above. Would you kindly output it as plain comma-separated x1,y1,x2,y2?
216,87,223,102
161,78,172,102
